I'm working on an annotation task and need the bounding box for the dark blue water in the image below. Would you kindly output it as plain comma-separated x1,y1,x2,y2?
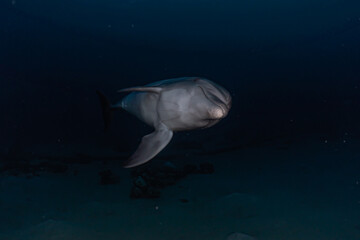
1,1,360,239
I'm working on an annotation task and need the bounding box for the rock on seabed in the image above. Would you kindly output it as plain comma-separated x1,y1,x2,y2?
226,232,257,240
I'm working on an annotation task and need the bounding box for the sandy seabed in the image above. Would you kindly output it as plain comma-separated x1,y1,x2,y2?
0,139,360,240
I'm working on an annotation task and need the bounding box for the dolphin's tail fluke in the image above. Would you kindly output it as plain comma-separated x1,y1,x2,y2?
96,90,120,131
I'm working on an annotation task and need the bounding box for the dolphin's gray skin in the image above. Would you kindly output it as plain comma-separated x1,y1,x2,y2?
97,77,231,168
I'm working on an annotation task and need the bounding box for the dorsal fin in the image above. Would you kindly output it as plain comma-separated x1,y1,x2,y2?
117,87,162,94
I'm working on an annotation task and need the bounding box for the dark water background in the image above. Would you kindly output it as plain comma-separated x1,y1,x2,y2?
1,0,360,152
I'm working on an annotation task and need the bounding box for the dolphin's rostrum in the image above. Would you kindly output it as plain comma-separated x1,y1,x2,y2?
97,77,232,168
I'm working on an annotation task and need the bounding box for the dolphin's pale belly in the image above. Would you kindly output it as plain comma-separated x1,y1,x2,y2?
157,87,210,131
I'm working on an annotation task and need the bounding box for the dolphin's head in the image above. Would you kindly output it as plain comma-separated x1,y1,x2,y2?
193,78,231,128
195,78,232,118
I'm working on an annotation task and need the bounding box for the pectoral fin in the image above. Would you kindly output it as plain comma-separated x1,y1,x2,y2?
123,122,173,168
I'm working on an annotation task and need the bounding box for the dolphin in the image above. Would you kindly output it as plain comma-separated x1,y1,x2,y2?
97,77,231,168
